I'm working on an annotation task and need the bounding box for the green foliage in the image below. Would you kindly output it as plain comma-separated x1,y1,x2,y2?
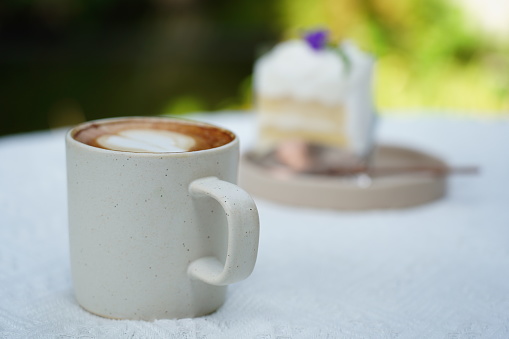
275,0,509,112
162,96,206,116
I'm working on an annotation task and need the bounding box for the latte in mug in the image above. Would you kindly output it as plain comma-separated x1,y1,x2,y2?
73,118,234,153
66,116,259,320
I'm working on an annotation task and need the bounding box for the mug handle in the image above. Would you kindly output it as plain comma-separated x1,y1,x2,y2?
187,176,260,286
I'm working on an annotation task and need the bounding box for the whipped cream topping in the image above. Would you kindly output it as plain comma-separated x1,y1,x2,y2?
254,39,376,156
255,40,373,105
96,129,196,153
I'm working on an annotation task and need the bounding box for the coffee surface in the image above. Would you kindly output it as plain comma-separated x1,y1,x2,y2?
73,119,234,153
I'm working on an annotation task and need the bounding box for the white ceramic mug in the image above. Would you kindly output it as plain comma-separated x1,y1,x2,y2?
66,117,259,320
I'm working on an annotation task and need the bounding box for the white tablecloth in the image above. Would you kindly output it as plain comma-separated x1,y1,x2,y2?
1,112,509,338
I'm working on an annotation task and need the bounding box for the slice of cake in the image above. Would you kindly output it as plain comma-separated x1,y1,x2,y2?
254,31,376,162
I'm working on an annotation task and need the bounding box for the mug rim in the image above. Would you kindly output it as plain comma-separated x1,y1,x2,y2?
66,116,238,157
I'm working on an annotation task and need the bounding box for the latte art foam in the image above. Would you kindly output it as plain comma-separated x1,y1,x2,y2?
73,118,234,153
97,129,196,153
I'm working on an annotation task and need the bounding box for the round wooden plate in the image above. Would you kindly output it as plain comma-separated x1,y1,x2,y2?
238,145,447,210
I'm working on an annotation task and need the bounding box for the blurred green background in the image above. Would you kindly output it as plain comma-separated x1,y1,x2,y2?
1,0,508,136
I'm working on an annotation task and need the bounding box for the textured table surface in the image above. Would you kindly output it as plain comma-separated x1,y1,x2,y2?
1,112,509,339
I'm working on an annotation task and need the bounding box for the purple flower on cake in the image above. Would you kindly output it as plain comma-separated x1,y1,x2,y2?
303,29,329,51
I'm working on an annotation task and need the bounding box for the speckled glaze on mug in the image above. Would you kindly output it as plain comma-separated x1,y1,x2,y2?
66,117,259,320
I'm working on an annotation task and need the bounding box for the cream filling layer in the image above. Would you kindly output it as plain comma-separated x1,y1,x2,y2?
258,114,340,133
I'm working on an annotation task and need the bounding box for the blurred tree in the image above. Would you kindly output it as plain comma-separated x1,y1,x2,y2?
0,0,280,135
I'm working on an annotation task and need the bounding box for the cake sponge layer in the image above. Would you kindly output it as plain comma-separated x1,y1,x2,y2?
257,96,348,150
